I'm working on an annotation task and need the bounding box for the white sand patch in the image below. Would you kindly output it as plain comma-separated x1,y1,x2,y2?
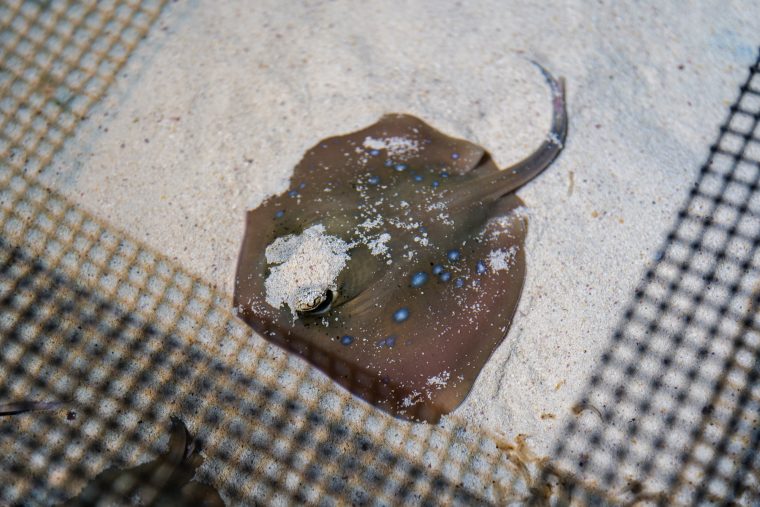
264,224,349,317
481,208,528,241
358,216,383,229
488,246,518,272
388,217,420,230
401,390,423,408
426,201,454,225
363,135,420,159
367,232,391,256
426,371,450,389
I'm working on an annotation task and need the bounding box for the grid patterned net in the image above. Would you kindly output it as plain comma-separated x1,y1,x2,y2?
0,2,574,505
1,1,759,505
549,53,760,505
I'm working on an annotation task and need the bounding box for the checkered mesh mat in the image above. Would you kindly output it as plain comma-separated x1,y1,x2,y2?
549,53,760,505
1,1,759,505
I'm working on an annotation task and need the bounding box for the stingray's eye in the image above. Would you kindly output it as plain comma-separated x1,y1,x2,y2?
295,289,334,316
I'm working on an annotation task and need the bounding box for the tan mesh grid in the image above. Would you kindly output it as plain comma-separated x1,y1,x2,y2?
0,168,576,504
0,1,597,504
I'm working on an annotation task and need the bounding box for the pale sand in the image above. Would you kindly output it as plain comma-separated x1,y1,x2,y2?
43,0,759,458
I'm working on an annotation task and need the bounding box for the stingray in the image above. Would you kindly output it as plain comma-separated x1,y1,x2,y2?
234,64,567,423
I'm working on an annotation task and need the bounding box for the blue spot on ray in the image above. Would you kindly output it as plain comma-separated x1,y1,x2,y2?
393,307,410,323
377,335,397,348
341,335,354,346
454,277,465,288
394,163,408,172
476,260,487,274
447,249,461,262
367,175,380,185
432,264,444,275
274,210,285,218
410,271,428,287
431,180,439,188
439,272,451,282
369,149,380,156
414,175,424,182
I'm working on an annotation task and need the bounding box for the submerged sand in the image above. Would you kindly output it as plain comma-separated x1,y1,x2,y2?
43,0,759,459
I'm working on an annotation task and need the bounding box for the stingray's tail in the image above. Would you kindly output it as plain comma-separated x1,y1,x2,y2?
485,61,567,194
447,62,567,210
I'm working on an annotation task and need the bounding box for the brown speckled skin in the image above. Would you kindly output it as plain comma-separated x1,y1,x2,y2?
234,66,567,423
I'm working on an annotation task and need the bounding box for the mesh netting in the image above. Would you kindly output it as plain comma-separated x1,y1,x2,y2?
549,53,760,505
1,1,759,505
